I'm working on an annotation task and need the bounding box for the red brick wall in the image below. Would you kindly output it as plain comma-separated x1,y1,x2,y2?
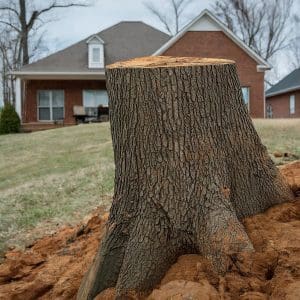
162,31,265,118
266,90,300,118
23,80,106,124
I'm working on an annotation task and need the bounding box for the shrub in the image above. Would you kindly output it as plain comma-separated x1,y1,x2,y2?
0,103,21,134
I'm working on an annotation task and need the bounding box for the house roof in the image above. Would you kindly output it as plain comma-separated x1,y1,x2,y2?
266,68,300,97
14,21,170,76
153,9,271,71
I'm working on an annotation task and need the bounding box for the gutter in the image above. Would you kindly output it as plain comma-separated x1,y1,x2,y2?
11,71,106,80
266,85,300,98
11,71,106,76
257,65,272,72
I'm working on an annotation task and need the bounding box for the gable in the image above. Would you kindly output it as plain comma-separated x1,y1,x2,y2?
163,31,258,67
154,9,270,71
189,14,221,31
86,35,105,44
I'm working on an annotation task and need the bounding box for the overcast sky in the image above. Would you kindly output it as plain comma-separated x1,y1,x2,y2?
45,0,212,53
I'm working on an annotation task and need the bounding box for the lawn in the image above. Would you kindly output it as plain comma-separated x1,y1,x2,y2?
0,120,299,256
0,123,114,255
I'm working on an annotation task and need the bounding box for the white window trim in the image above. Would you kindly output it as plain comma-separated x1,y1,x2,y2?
88,44,104,69
37,90,65,122
241,86,250,110
290,94,296,115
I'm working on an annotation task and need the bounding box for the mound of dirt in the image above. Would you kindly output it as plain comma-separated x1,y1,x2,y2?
280,161,300,196
0,161,300,300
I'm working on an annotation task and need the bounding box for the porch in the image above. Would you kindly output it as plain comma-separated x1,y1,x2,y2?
16,77,109,129
21,122,68,133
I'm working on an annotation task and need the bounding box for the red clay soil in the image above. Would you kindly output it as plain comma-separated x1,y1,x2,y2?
0,161,300,300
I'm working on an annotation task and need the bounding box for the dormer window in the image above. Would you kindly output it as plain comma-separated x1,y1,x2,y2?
87,35,104,69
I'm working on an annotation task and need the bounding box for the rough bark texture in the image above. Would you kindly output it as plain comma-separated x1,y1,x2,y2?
77,56,294,299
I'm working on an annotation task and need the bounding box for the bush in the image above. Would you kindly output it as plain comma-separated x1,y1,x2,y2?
0,103,21,134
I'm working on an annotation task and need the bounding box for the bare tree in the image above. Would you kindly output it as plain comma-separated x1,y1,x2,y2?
144,0,196,36
288,37,300,70
0,0,90,104
287,14,300,70
0,0,90,66
0,27,21,105
213,0,294,61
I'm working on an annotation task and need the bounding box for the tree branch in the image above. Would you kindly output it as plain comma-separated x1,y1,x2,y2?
0,20,20,32
26,1,89,30
35,2,89,18
144,0,196,36
213,0,293,60
144,1,173,35
0,6,19,17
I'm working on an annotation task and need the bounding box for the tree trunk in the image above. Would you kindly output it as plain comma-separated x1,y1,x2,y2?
19,0,29,65
77,56,294,299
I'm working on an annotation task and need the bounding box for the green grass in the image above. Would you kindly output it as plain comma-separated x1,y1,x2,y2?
0,123,114,254
0,120,299,255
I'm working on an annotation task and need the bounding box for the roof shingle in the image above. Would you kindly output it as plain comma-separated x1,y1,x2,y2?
20,21,170,73
266,68,300,97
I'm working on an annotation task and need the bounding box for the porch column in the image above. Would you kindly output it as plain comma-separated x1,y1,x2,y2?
15,77,22,120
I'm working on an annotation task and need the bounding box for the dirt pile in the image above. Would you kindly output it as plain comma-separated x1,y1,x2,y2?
280,161,300,196
0,161,300,300
0,210,109,299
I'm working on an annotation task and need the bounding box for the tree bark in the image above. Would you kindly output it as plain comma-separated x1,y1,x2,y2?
77,56,294,299
19,0,29,65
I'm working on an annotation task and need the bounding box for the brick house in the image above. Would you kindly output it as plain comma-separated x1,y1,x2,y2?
266,68,300,118
13,10,270,130
13,21,170,131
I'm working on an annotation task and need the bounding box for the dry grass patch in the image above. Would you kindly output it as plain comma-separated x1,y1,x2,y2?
254,119,300,164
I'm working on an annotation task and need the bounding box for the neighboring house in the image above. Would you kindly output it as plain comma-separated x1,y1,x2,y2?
13,9,270,131
154,10,270,118
266,68,300,118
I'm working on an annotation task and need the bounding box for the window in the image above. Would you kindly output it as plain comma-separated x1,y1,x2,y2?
290,95,295,114
83,90,108,116
241,87,250,108
92,47,100,62
266,104,273,118
88,44,104,68
38,90,64,121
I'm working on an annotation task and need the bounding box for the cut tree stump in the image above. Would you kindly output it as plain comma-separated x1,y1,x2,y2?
77,56,294,299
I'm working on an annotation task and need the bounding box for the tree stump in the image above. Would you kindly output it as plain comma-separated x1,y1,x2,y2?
77,56,294,299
